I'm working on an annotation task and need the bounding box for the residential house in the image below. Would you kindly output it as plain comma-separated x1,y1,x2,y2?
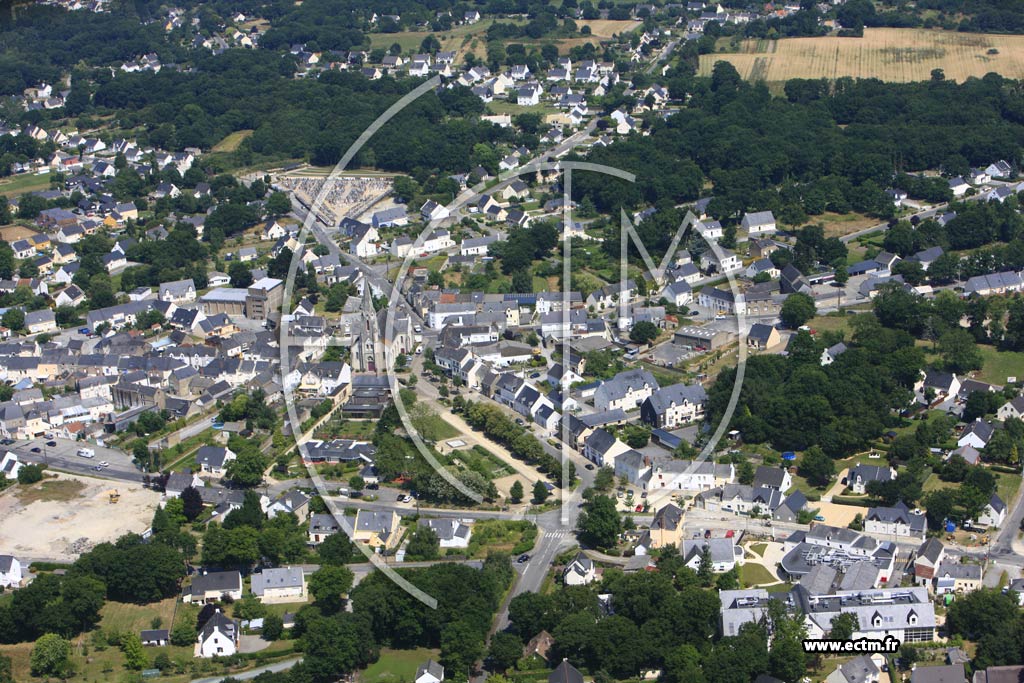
910,664,966,683
864,502,927,540
640,383,707,429
182,571,243,604
308,513,340,545
934,560,983,595
636,503,684,553
973,494,1007,529
416,660,445,683
0,555,22,588
194,445,236,475
353,509,400,549
682,537,742,573
997,396,1024,421
846,465,895,495
140,629,169,647
159,278,197,304
914,537,945,586
421,518,472,548
741,211,777,236
251,567,307,603
753,465,792,492
196,611,239,658
563,553,597,586
747,323,782,351
825,656,881,683
594,368,659,411
958,418,995,449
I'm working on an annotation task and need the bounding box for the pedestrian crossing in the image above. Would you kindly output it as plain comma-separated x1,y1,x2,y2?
542,529,572,539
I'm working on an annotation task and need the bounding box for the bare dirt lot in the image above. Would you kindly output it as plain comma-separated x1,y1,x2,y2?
0,472,159,562
699,28,1024,83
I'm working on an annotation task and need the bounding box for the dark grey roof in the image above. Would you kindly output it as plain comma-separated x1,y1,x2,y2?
185,570,242,598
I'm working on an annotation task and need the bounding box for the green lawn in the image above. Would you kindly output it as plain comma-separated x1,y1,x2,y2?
99,599,177,633
976,345,1024,385
360,647,440,683
0,171,51,197
740,563,779,587
923,471,1021,509
748,542,768,557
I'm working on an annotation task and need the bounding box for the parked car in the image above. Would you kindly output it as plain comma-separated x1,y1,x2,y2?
517,554,530,563
584,463,595,470
46,441,56,447
814,515,825,521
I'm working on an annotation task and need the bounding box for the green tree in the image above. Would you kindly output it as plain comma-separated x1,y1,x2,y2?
594,467,615,491
577,495,622,549
509,480,524,503
120,632,147,670
532,480,549,504
318,532,355,565
309,565,355,613
938,328,983,374
225,450,268,487
30,633,72,678
829,612,857,641
181,486,204,521
1,309,24,332
799,446,835,487
629,321,659,345
170,622,197,647
780,292,816,328
697,547,714,586
405,526,440,561
265,192,292,216
348,475,365,491
488,631,523,672
0,653,12,683
262,613,284,641
228,261,253,288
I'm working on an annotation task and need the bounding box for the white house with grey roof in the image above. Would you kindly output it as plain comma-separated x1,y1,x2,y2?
846,464,895,495
972,493,1006,529
640,382,707,429
563,553,597,585
0,555,23,588
194,445,236,475
825,655,881,683
182,570,243,603
741,211,777,236
196,610,239,658
421,518,472,548
416,660,445,683
251,566,307,603
683,537,743,573
864,501,926,540
159,278,197,304
593,368,658,411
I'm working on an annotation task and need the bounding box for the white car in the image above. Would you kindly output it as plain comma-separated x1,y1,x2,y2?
98,461,109,468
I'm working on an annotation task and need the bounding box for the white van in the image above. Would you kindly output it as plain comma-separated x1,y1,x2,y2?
77,448,95,458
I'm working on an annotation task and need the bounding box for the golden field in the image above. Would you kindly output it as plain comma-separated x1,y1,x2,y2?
699,28,1024,83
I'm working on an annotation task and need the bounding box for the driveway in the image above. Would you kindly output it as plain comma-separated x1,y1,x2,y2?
238,635,271,654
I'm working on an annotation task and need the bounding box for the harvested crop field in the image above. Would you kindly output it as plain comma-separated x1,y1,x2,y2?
699,28,1024,83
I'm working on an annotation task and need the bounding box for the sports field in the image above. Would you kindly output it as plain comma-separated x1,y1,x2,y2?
699,28,1024,83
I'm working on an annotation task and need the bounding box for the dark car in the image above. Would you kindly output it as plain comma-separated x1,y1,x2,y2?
584,463,595,470
46,441,56,447
30,447,41,453
517,554,530,563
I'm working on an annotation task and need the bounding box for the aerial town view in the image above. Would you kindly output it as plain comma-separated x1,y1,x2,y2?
4,0,1024,682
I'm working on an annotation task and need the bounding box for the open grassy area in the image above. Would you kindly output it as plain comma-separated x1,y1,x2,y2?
99,598,178,633
360,647,440,683
212,129,254,152
748,542,768,557
923,470,1021,508
466,519,537,558
700,28,1024,83
818,212,881,239
975,345,1024,385
15,477,86,504
740,562,779,586
0,171,51,197
450,445,514,480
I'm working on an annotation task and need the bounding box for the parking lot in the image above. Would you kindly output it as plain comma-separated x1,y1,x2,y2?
10,436,142,483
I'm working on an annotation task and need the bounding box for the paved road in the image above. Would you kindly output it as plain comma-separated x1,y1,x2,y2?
191,657,303,683
645,40,679,75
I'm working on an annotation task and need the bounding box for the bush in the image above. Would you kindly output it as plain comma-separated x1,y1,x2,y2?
17,464,45,485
